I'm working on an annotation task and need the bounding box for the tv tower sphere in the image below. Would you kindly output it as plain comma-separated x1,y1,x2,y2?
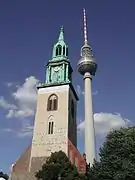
77,44,97,76
77,9,97,166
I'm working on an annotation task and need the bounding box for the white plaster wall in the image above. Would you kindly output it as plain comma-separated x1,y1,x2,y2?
30,85,69,158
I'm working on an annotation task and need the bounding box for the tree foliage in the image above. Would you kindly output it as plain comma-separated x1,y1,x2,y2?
89,127,135,180
35,151,86,180
0,171,9,180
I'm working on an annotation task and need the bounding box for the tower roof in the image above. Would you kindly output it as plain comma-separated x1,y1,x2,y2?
58,26,64,42
51,26,68,61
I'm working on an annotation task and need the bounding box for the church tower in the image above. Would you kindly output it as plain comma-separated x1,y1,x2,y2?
11,26,86,180
29,27,78,171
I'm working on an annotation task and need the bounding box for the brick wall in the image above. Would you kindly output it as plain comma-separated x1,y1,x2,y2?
68,140,86,173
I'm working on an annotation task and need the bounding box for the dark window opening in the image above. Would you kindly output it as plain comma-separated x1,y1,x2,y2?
66,47,68,56
48,122,51,134
51,122,54,134
47,94,58,111
59,45,62,55
53,98,57,110
63,46,65,55
48,99,52,111
48,122,54,134
56,45,62,56
64,66,66,80
56,48,59,56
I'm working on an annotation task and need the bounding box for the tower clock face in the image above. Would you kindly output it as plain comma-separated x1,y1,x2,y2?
52,66,61,82
54,66,60,72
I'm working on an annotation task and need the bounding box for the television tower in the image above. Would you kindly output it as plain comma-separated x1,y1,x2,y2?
77,9,97,166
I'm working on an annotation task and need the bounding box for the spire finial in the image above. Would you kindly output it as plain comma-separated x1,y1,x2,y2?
83,8,88,45
58,26,64,41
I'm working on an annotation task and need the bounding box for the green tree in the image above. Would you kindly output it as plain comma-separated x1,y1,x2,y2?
89,127,135,180
35,151,86,180
0,171,9,180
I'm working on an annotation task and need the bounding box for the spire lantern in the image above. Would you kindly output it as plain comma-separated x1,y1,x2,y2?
52,26,68,61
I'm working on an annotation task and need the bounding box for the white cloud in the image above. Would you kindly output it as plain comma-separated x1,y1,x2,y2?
17,124,33,138
12,76,38,106
5,76,39,119
78,112,131,135
1,128,14,133
76,85,83,96
0,96,17,110
6,109,34,119
5,82,14,87
0,76,39,137
1,125,33,138
92,90,99,96
76,85,99,96
5,82,20,88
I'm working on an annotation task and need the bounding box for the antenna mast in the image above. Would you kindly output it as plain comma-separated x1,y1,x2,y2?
83,8,88,45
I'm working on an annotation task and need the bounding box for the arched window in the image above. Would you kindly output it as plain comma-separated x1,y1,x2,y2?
56,45,62,56
47,94,58,111
48,121,54,134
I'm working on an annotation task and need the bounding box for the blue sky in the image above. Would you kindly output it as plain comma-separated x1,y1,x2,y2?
0,0,135,173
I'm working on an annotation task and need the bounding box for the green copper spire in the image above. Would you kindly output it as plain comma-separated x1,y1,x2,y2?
45,27,72,86
58,26,64,41
52,26,68,61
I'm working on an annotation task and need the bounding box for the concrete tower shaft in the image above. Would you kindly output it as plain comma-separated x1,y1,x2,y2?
77,9,97,166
